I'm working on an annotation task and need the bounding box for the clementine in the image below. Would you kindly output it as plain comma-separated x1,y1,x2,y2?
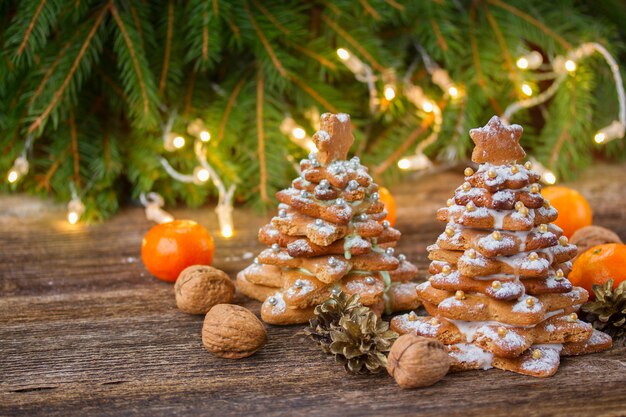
569,243,626,297
541,186,592,238
141,220,215,282
378,186,397,227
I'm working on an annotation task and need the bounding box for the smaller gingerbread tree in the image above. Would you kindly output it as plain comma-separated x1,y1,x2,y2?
392,116,612,377
237,113,421,325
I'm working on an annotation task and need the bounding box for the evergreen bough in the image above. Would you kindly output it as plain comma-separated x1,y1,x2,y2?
1,1,625,220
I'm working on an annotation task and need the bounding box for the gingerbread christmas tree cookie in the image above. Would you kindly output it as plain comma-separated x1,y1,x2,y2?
391,116,612,377
237,113,421,325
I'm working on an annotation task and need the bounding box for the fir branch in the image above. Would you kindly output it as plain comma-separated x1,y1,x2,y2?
16,0,47,57
69,109,81,188
483,5,517,83
373,113,435,177
257,68,268,203
226,17,241,39
36,155,62,192
469,2,486,88
322,15,385,72
183,69,197,117
29,31,78,105
358,0,381,21
550,84,577,167
244,1,288,77
93,65,127,102
290,74,339,113
384,0,404,11
158,0,175,95
251,0,291,36
27,4,108,134
127,3,145,50
487,0,571,50
109,1,158,128
430,18,448,52
291,43,337,70
216,75,247,145
202,7,209,61
469,0,502,114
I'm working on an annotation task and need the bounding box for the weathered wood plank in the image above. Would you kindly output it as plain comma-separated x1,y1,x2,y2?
1,164,625,416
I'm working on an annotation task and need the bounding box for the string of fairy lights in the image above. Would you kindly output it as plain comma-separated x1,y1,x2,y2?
4,40,624,230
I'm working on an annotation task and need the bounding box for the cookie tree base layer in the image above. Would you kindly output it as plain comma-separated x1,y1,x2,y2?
1,163,626,416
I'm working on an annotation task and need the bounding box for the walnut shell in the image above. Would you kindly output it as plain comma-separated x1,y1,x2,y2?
175,265,235,314
570,226,623,257
202,304,267,359
387,334,450,389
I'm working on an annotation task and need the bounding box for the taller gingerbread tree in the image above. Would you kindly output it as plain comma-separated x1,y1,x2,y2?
392,116,612,377
237,113,421,325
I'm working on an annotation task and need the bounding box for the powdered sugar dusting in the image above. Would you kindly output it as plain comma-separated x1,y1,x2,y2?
336,113,349,123
448,343,494,370
396,316,439,337
520,344,562,373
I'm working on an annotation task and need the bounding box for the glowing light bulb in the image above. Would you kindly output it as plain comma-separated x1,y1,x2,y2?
384,86,396,101
516,57,529,69
173,136,185,149
6,156,29,183
594,132,606,143
67,211,79,225
422,101,434,113
448,86,459,98
194,167,210,183
200,131,211,142
593,121,625,145
516,51,543,70
564,60,577,72
306,140,318,153
221,224,234,238
337,48,350,61
398,158,411,170
543,171,557,185
7,170,18,183
66,197,85,225
292,127,306,139
521,83,533,97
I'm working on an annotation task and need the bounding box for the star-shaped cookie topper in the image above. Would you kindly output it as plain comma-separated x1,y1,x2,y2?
312,113,354,166
470,116,526,165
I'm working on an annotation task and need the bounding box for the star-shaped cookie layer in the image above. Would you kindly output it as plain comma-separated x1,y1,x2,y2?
313,113,354,165
470,116,525,165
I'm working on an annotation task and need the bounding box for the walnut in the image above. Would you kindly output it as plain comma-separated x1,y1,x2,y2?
175,265,235,314
387,334,450,388
202,304,267,359
570,226,622,257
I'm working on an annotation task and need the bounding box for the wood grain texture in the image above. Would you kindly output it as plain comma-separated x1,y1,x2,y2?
1,164,626,417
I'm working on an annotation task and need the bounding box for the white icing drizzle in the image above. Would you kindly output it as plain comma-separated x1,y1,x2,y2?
380,271,392,314
343,234,361,259
543,309,564,320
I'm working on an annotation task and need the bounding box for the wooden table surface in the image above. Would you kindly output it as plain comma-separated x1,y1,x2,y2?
2,164,626,417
